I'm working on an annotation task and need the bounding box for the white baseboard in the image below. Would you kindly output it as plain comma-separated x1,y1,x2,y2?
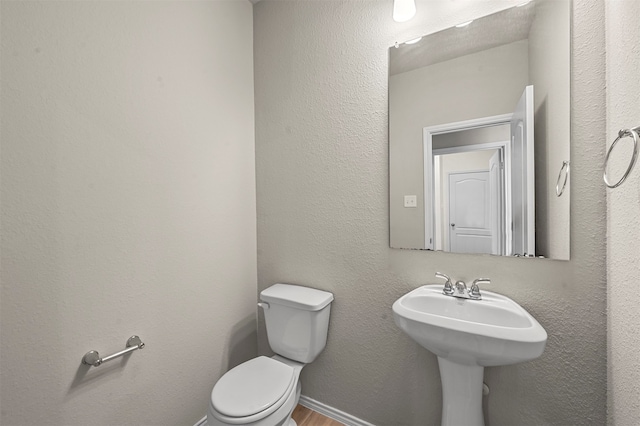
298,395,375,426
195,395,374,426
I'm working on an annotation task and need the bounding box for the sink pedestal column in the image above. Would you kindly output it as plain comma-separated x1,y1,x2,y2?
438,357,484,426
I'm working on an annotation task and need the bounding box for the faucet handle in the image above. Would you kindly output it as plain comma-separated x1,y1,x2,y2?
469,278,490,300
435,272,454,295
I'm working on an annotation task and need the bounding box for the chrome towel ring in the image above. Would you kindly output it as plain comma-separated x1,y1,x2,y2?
604,126,639,189
556,160,570,197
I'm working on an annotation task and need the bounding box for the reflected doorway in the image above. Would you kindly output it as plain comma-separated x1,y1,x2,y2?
423,86,535,256
434,149,504,254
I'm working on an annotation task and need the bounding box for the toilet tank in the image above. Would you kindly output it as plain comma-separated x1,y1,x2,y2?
260,283,334,364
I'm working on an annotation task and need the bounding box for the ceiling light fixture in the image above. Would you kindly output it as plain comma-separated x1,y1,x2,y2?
393,0,417,23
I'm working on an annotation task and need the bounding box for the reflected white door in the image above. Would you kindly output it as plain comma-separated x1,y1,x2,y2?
510,85,535,256
449,171,492,254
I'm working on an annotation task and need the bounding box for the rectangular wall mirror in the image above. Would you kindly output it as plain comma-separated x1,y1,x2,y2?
389,0,571,260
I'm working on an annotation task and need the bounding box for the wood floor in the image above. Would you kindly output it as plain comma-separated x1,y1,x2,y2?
291,404,345,426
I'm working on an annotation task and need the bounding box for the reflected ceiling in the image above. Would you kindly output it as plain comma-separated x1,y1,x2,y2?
390,4,536,76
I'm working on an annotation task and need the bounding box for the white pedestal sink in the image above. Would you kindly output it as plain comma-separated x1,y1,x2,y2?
392,285,547,426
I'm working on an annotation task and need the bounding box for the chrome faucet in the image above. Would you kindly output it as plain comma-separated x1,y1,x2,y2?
455,280,468,296
435,273,490,300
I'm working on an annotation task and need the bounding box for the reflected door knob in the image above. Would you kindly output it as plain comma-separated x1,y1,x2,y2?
450,223,455,227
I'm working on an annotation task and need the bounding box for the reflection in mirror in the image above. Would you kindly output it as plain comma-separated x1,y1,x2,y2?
389,0,570,260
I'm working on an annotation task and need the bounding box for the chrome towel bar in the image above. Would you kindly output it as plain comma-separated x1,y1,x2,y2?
604,125,639,188
82,335,144,367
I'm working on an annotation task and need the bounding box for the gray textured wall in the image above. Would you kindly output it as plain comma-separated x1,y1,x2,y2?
1,2,256,425
606,0,640,423
254,0,606,425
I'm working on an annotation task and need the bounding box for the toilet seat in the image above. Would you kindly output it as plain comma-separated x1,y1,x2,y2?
210,356,296,423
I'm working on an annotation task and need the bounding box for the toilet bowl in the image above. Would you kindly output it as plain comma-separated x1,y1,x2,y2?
207,284,334,426
208,356,304,426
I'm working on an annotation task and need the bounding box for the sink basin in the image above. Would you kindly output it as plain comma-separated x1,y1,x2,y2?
393,284,547,366
393,284,547,426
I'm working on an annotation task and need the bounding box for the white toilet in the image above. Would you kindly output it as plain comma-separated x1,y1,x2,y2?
207,283,334,426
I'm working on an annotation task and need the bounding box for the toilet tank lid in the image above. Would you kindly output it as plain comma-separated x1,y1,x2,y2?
260,283,334,311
